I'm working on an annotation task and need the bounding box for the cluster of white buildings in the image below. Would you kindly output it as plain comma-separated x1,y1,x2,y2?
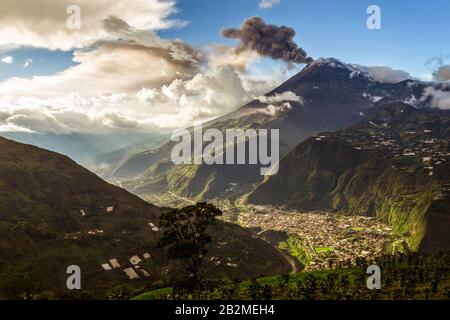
236,205,402,271
101,252,153,280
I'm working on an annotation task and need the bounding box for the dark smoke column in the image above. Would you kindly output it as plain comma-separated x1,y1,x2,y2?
221,16,313,65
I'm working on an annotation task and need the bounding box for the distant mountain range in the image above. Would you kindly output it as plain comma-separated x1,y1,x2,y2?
0,137,291,298
114,58,433,200
248,98,450,251
1,57,448,258
107,58,449,252
0,131,169,172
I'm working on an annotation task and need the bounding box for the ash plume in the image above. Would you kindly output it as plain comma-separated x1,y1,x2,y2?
221,16,313,65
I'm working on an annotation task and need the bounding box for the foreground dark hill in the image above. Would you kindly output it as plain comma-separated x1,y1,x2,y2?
0,137,291,298
114,58,429,201
249,99,450,252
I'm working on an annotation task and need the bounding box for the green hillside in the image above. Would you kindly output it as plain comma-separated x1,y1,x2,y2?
249,100,450,252
134,252,450,300
0,137,292,299
115,60,429,202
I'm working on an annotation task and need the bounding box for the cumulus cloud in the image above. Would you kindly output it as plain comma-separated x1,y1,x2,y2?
249,91,301,117
259,102,292,116
0,16,204,99
0,93,145,134
221,17,312,65
0,64,277,132
0,0,184,50
259,0,281,9
0,105,157,134
0,43,202,98
353,65,411,83
0,6,292,133
1,55,13,64
420,86,450,110
133,64,277,127
257,91,302,104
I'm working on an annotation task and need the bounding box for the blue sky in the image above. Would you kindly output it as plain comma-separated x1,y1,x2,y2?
2,0,448,82
0,48,74,80
0,0,449,132
163,0,450,78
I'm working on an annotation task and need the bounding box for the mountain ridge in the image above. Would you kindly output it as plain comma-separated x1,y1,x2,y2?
248,99,450,251
0,136,292,298
115,58,431,201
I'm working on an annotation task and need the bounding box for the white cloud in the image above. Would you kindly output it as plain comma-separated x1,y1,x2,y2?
259,0,281,9
420,86,450,110
133,64,278,127
0,14,204,99
0,64,279,132
0,94,157,134
0,40,202,99
353,64,411,83
259,102,292,116
0,0,184,50
23,58,33,68
251,91,301,117
1,55,13,64
257,91,302,104
0,2,291,133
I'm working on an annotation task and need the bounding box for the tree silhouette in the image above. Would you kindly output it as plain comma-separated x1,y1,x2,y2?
158,203,222,282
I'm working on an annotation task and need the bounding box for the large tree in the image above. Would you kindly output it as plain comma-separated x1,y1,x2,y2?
157,203,222,280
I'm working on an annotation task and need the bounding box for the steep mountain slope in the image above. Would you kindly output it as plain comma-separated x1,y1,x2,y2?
0,131,166,169
116,58,429,201
94,132,170,178
0,137,291,298
249,99,450,252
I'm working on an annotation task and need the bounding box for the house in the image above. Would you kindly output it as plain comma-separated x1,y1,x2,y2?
101,264,112,271
123,268,139,280
109,259,120,269
129,255,142,265
143,253,151,259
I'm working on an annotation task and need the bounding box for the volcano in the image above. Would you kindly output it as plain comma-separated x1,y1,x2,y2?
113,58,430,201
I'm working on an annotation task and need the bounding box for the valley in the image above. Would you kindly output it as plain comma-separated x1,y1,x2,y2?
109,97,449,272
110,58,432,202
249,99,450,252
233,204,406,271
0,137,292,299
130,189,406,272
1,1,449,304
1,57,448,300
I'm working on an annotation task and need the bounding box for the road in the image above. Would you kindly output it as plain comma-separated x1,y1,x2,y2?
277,247,299,274
257,231,299,274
